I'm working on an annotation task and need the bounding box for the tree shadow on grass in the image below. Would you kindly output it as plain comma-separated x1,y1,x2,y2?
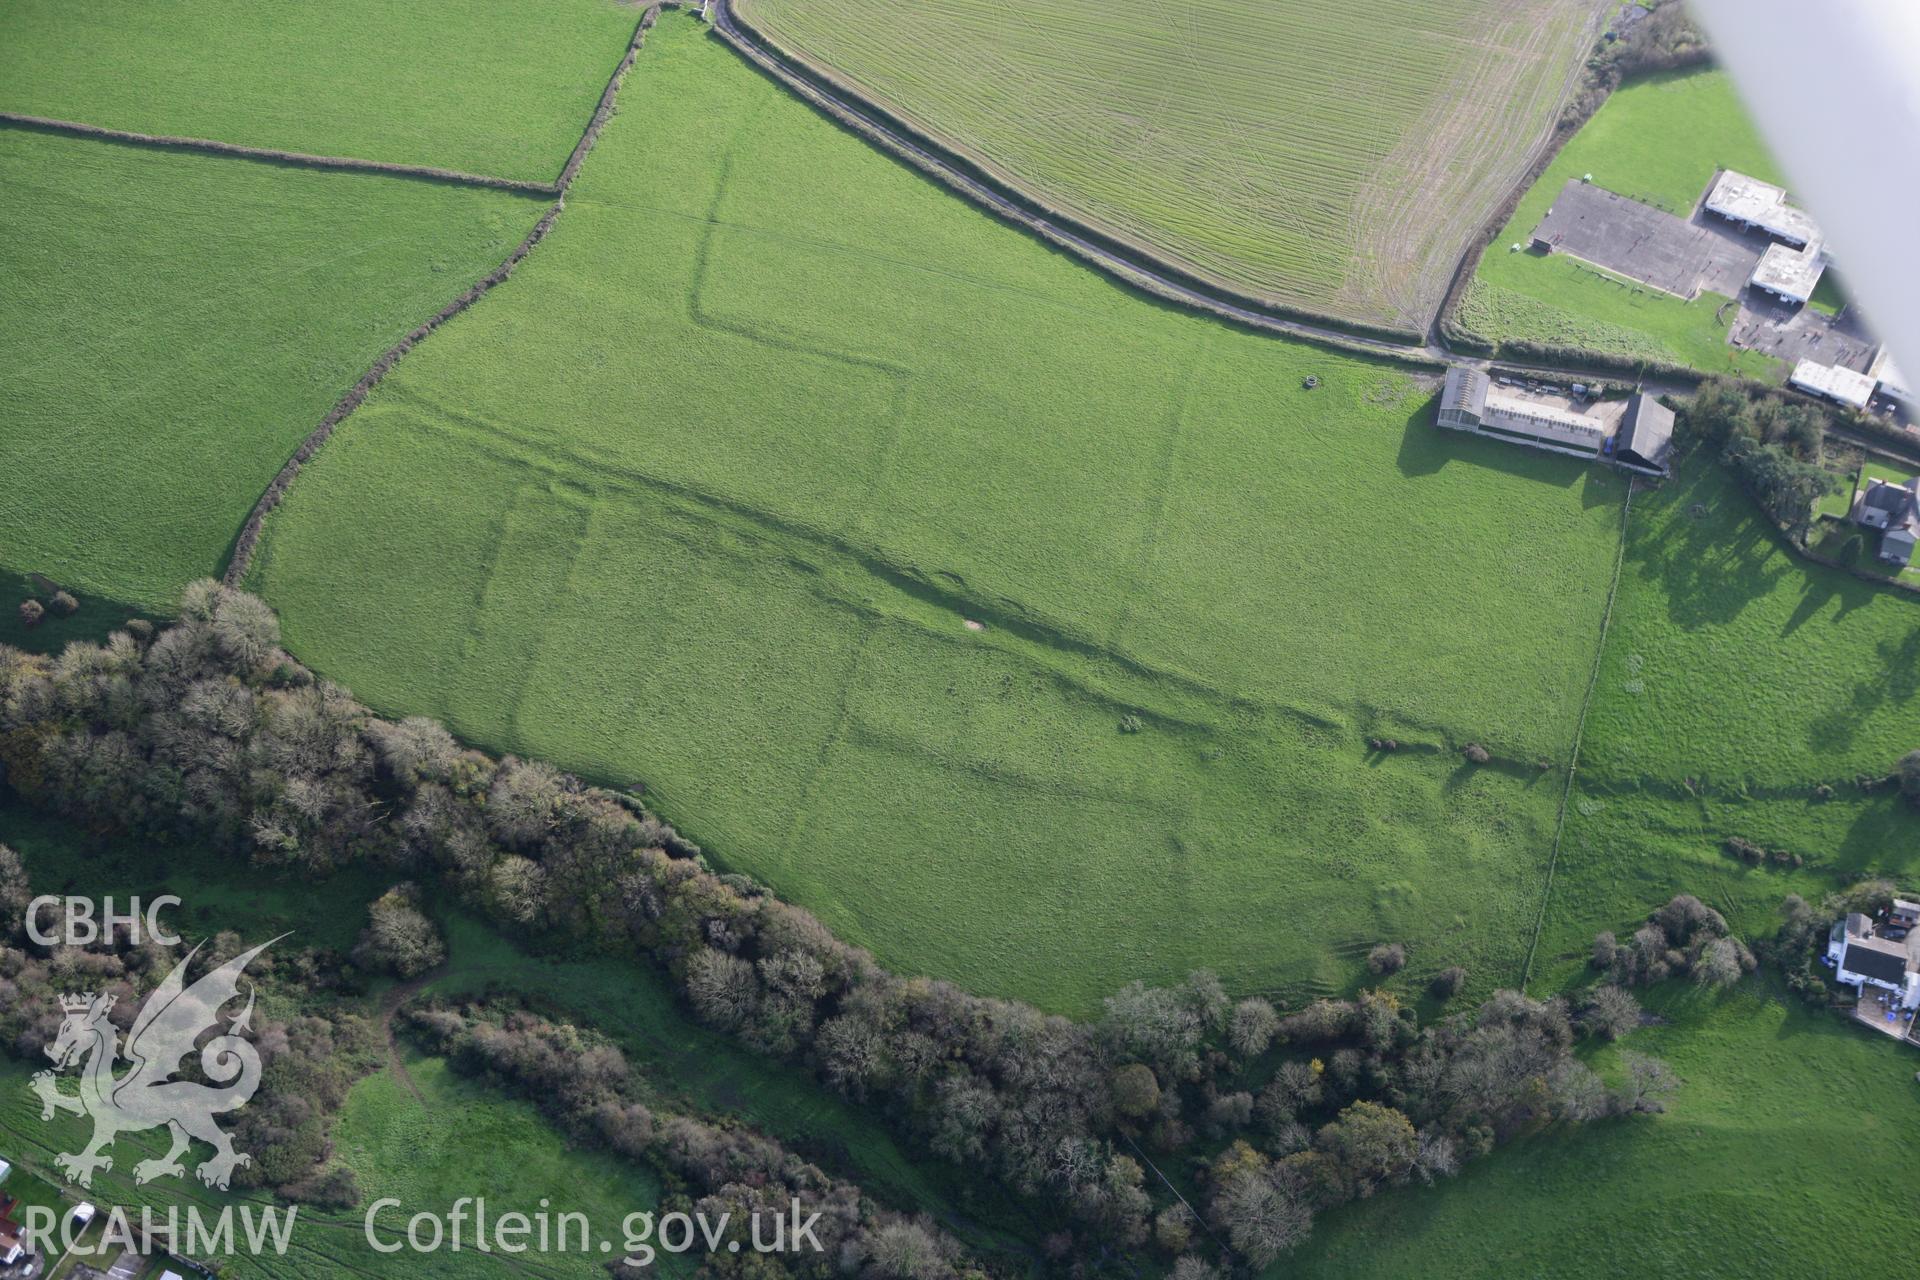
1780,536,1882,638
1394,402,1589,488
1806,623,1920,756
1831,796,1920,877
1624,461,1789,631
0,564,158,656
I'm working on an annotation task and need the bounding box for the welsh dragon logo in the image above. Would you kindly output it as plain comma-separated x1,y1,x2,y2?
32,937,281,1190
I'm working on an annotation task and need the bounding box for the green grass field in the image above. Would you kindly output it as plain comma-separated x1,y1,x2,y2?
736,0,1602,331
1293,444,1920,1271
251,13,1629,1014
0,1056,678,1280
0,124,545,612
0,0,641,182
1292,978,1920,1278
333,1054,691,1277
1290,452,1920,1275
1581,460,1920,790
1464,67,1788,375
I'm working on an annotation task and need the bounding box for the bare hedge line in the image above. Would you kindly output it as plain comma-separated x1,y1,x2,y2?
712,1,1437,357
0,111,557,194
220,6,662,586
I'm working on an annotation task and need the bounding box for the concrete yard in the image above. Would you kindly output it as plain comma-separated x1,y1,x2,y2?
1732,290,1878,373
1529,176,1885,377
1529,178,1761,298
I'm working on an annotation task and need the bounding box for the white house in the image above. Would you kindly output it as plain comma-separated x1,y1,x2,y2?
1851,476,1920,564
1827,912,1920,1007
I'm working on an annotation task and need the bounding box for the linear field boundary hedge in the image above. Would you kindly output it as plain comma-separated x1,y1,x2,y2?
711,2,1439,357
220,7,662,586
0,110,558,194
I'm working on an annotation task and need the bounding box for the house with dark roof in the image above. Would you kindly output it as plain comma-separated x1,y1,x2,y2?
1827,911,1920,1006
1850,476,1920,564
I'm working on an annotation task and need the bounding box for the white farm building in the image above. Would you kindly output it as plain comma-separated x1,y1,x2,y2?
1703,170,1828,305
1827,912,1920,1009
1790,358,1875,410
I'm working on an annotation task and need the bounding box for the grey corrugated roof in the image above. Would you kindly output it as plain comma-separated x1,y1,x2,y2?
1617,393,1675,470
1441,366,1488,418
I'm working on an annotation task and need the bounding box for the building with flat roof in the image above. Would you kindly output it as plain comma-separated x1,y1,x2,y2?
1750,241,1825,304
1704,170,1818,246
1790,357,1875,410
1703,170,1829,305
1868,347,1911,406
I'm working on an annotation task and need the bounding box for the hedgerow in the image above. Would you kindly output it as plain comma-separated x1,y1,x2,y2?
0,584,1676,1267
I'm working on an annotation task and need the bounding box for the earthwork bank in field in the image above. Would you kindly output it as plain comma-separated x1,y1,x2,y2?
252,13,1627,1013
0,124,545,611
733,0,1604,333
1302,453,1920,1279
0,0,642,182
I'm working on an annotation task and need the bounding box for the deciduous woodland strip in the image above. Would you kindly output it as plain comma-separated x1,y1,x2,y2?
0,111,557,194
220,6,662,586
707,1,1441,360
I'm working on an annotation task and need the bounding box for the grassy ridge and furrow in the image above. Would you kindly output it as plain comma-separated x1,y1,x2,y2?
736,0,1602,329
0,0,641,182
0,124,545,612
1463,67,1789,374
253,14,1623,1012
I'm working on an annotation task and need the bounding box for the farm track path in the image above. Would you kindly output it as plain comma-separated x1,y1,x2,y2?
379,963,455,1108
